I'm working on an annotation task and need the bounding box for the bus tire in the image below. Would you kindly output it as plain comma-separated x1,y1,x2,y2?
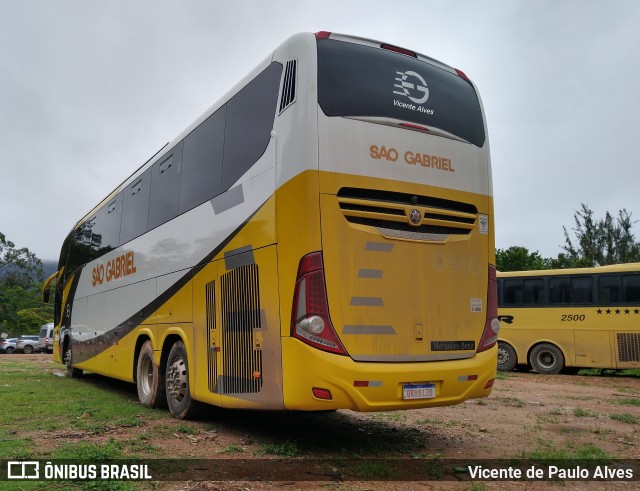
136,340,167,408
165,340,200,419
64,340,83,378
497,342,517,372
529,343,564,374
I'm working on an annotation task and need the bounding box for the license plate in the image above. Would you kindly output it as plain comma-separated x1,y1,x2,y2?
402,383,436,400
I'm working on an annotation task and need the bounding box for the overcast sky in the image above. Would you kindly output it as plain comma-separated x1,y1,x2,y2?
1,0,639,262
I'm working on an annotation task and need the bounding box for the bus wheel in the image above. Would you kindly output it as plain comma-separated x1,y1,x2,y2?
136,340,167,408
165,341,200,419
497,342,517,372
529,343,564,374
64,341,83,378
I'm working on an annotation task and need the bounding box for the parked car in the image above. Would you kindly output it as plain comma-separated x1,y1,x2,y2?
0,338,17,354
38,323,55,353
15,335,39,354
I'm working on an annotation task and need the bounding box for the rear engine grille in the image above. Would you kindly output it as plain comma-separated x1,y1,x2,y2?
337,187,478,240
219,264,263,394
617,333,640,362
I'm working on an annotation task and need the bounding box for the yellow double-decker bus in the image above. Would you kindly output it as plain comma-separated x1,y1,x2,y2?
43,32,497,418
497,264,640,373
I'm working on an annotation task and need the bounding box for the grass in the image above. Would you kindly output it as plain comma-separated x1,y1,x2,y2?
494,371,513,381
501,396,525,407
528,442,611,460
610,413,639,424
573,407,598,417
258,441,299,457
578,368,640,377
0,358,168,490
536,414,565,425
219,444,244,454
1,363,150,438
616,398,640,406
175,423,199,435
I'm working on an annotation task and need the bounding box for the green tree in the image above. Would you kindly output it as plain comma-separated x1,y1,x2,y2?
496,246,550,272
0,232,50,336
0,232,44,287
0,285,52,336
17,306,53,334
561,204,640,267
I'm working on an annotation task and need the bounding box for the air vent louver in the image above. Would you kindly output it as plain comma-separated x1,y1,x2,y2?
617,333,640,362
279,60,297,113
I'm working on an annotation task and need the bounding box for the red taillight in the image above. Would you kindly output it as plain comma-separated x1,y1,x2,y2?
380,43,417,58
315,31,331,40
455,68,471,83
291,252,348,356
400,122,430,132
477,265,499,353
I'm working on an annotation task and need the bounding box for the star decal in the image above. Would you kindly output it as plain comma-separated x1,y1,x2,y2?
600,307,640,314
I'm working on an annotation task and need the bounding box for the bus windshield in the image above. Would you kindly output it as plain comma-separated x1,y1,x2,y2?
317,38,486,147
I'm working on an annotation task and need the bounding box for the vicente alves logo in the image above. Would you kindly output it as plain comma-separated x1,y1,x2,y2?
393,70,429,104
392,70,434,115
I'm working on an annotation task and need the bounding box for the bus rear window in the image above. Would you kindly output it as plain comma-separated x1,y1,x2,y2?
317,39,486,147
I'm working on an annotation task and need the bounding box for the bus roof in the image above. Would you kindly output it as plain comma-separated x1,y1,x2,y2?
498,263,640,278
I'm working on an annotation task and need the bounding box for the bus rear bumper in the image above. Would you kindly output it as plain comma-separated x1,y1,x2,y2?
282,338,497,411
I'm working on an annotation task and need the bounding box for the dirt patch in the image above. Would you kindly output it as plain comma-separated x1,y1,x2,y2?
8,354,640,489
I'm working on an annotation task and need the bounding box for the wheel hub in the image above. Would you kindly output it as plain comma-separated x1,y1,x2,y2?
538,352,555,368
166,357,187,401
140,356,154,396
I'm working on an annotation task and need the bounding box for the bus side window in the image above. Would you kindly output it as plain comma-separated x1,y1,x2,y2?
222,62,282,190
148,142,183,230
120,169,151,244
549,277,570,304
598,275,620,304
503,279,524,305
90,194,123,257
622,274,640,303
571,276,593,304
524,278,544,305
179,107,225,214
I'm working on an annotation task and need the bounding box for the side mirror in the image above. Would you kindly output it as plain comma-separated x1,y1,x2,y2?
42,270,59,304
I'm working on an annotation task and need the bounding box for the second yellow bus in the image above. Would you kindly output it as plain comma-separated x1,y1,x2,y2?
497,264,640,373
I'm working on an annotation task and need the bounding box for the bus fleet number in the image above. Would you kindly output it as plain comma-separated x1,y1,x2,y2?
561,314,586,322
